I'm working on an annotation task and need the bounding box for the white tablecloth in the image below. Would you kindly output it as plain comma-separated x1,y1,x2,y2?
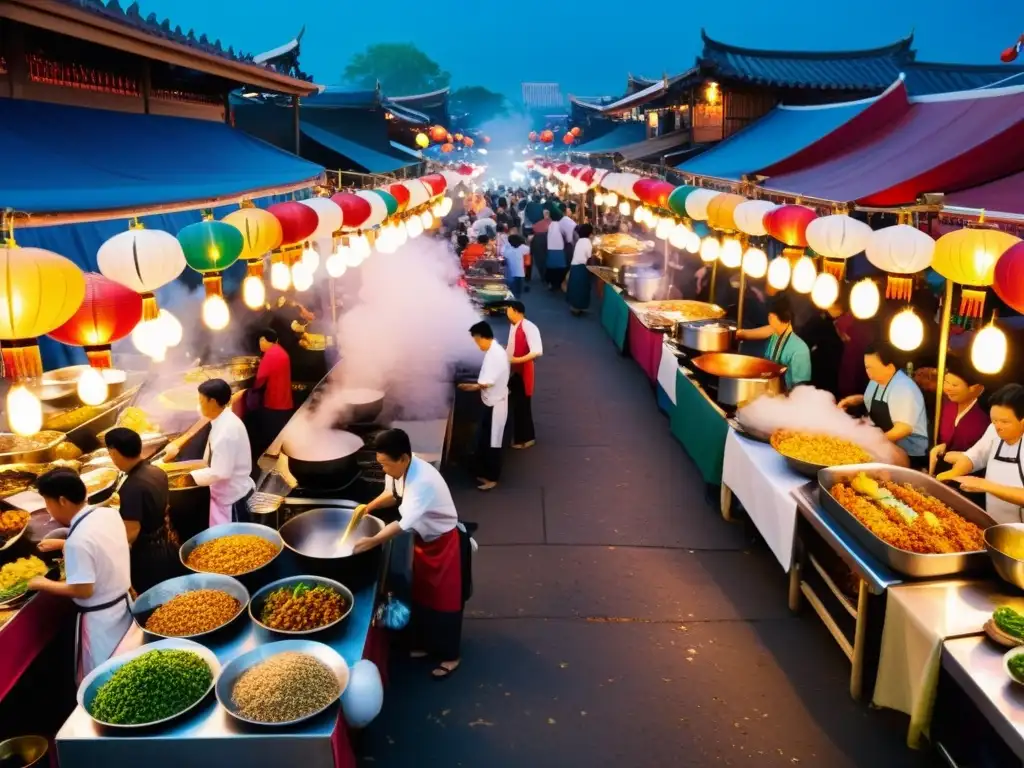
722,429,806,571
656,341,678,405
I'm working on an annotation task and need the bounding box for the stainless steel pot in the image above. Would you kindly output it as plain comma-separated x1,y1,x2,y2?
674,319,736,352
691,352,786,406
623,268,663,302
278,504,385,591
334,388,385,424
598,247,655,272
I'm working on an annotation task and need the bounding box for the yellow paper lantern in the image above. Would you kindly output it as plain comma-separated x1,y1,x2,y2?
811,272,840,309
222,207,284,262
706,193,746,232
932,228,1021,287
415,132,430,149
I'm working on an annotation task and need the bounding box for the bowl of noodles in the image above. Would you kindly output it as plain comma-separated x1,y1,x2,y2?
770,429,874,478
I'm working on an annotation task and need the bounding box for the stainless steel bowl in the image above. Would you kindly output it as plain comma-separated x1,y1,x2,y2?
77,638,220,728
132,573,250,639
279,507,384,560
179,523,283,577
986,524,1024,590
248,575,354,636
0,735,48,768
215,639,350,727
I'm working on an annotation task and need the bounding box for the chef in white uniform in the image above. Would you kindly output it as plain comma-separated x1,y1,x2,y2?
459,320,510,491
162,378,254,527
940,383,1024,523
29,468,132,682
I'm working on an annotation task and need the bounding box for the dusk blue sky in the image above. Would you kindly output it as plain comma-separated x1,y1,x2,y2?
138,0,1016,101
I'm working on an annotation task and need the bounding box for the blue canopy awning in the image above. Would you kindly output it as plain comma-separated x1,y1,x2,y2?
0,98,324,215
299,122,416,174
573,122,647,155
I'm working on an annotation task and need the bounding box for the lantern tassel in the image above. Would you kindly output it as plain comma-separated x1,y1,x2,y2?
85,347,113,369
822,259,845,280
886,276,914,302
959,288,986,320
1,340,43,381
203,274,224,299
141,294,159,322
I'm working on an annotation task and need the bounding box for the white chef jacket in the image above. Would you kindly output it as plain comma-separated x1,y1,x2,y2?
191,407,255,526
64,504,133,680
506,319,543,360
385,456,458,542
478,341,510,407
572,237,593,266
964,424,1024,524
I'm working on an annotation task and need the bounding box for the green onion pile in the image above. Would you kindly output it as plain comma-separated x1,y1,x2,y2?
994,606,1024,640
89,649,212,725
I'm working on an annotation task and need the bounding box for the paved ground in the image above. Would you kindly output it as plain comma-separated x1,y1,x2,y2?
363,284,933,768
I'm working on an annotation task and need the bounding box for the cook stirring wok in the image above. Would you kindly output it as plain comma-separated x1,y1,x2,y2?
734,295,811,389
351,429,472,679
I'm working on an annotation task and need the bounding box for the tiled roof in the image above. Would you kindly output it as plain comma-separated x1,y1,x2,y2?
522,82,564,108
902,62,1024,95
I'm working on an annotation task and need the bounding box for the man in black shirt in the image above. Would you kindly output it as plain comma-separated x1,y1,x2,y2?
105,428,179,594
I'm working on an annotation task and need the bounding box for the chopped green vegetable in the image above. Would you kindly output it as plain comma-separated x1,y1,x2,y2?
1009,653,1024,683
995,606,1024,640
89,649,212,725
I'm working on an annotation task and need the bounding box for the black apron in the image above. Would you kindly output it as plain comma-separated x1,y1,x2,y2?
767,328,792,363
869,376,928,469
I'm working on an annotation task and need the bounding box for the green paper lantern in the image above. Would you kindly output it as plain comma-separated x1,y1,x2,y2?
177,221,245,274
371,190,399,217
667,185,698,219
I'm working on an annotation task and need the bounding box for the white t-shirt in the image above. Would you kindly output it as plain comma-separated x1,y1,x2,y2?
506,319,543,360
471,218,496,238
192,408,255,506
503,243,528,278
385,456,458,542
65,505,132,609
478,341,510,407
547,222,565,250
864,370,928,456
559,216,577,243
572,237,593,266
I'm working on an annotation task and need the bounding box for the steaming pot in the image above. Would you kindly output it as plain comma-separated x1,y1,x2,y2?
691,352,787,407
279,416,364,489
622,266,664,303
673,319,736,353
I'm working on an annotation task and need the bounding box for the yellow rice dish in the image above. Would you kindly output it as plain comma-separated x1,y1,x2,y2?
771,429,872,467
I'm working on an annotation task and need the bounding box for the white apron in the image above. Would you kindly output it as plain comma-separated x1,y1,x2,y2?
69,506,133,683
984,439,1024,524
488,398,508,449
204,437,232,527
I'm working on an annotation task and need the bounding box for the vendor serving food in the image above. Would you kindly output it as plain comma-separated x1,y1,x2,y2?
838,343,929,469
929,357,988,478
939,384,1024,523
734,295,811,390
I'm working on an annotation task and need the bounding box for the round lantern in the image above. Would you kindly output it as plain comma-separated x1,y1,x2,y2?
441,143,454,153
865,223,935,301
994,241,1024,314
298,197,344,240
386,183,411,212
850,279,881,319
356,190,389,228
972,323,1008,375
806,213,872,279
369,190,399,219
415,132,429,149
571,127,582,137
634,179,675,210
706,193,746,232
540,130,554,143
528,131,538,142
47,272,143,368
562,133,574,145
177,221,244,331
733,200,777,237
933,227,1021,319
429,125,447,143
890,308,924,351
420,174,447,197
483,135,490,143
267,202,319,246
699,237,720,263
615,173,642,201
0,245,86,379
7,384,42,436
667,185,697,218
97,226,186,296
463,137,474,147
453,133,463,142
332,192,373,231
764,205,817,248
222,207,283,261
403,179,431,208
684,189,720,222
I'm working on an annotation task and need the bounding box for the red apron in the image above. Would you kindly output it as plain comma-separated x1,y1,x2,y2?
512,322,535,397
412,529,463,613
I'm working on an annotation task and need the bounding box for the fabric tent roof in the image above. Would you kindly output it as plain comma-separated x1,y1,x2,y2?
615,130,691,162
679,80,907,180
389,141,424,161
574,122,647,154
760,84,1024,206
0,98,323,216
299,121,414,173
944,172,1024,215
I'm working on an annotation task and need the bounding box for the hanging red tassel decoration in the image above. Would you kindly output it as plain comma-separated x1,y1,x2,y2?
959,288,987,319
885,275,913,302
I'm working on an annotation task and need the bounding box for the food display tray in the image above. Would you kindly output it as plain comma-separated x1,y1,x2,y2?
817,463,996,579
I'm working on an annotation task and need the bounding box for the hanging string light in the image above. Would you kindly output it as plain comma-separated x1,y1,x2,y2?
850,278,881,319
890,308,924,351
719,238,742,269
177,220,244,331
972,318,1008,374
741,248,768,279
699,237,720,263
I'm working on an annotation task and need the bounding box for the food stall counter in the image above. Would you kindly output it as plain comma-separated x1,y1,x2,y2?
599,283,629,353
655,340,679,417
671,368,728,486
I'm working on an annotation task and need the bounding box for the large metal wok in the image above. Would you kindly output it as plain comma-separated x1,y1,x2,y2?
278,504,385,590
691,352,787,407
278,413,364,489
333,388,385,425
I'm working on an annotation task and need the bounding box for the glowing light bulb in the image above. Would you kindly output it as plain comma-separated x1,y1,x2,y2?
669,224,690,250
742,248,767,278
458,189,465,198
352,234,371,261
889,308,924,351
850,279,880,319
605,192,618,208
632,205,644,223
376,227,395,254
766,257,791,290
420,211,434,229
972,323,1007,374
242,275,266,309
76,367,108,406
685,232,701,254
619,201,631,217
720,238,742,269
202,294,230,330
811,272,840,309
440,197,453,216
791,256,816,294
594,192,605,207
159,310,182,347
325,253,348,278
270,261,291,291
395,220,408,247
699,236,720,263
655,218,673,240
301,245,319,273
7,385,42,436
292,262,314,291
407,215,424,239
131,319,165,360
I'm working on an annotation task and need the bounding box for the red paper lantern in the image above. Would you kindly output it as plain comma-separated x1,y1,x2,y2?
556,163,570,174
48,272,143,367
429,125,447,142
528,131,538,142
445,133,453,143
571,127,582,137
463,137,474,147
579,168,595,185
267,201,319,246
457,164,474,176
540,130,554,143
387,183,411,212
483,136,491,144
441,142,454,153
994,242,1024,313
764,205,818,248
420,174,447,197
633,179,675,209
331,192,372,230
562,133,574,145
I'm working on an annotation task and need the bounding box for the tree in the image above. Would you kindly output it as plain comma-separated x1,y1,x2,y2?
343,43,450,96
451,86,509,128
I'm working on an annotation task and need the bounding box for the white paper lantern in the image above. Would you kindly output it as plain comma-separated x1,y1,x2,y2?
299,197,343,240
791,256,817,294
356,191,389,227
684,189,720,222
972,324,1007,374
617,173,642,200
806,214,872,261
403,180,431,208
720,238,742,269
742,248,768,278
890,308,924,351
865,224,935,274
98,228,186,293
850,279,880,319
733,200,777,237
767,257,791,290
341,659,384,728
811,272,840,309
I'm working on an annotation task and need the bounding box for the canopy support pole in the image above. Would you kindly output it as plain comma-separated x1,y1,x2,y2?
737,267,746,332
933,279,953,444
292,94,301,155
709,260,718,305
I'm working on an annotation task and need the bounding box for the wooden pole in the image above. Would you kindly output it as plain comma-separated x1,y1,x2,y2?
709,260,718,305
933,279,954,444
737,267,746,332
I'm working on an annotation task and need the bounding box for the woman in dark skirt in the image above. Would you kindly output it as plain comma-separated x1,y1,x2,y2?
566,223,594,314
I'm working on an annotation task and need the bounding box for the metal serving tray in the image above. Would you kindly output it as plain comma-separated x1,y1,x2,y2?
817,463,996,579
